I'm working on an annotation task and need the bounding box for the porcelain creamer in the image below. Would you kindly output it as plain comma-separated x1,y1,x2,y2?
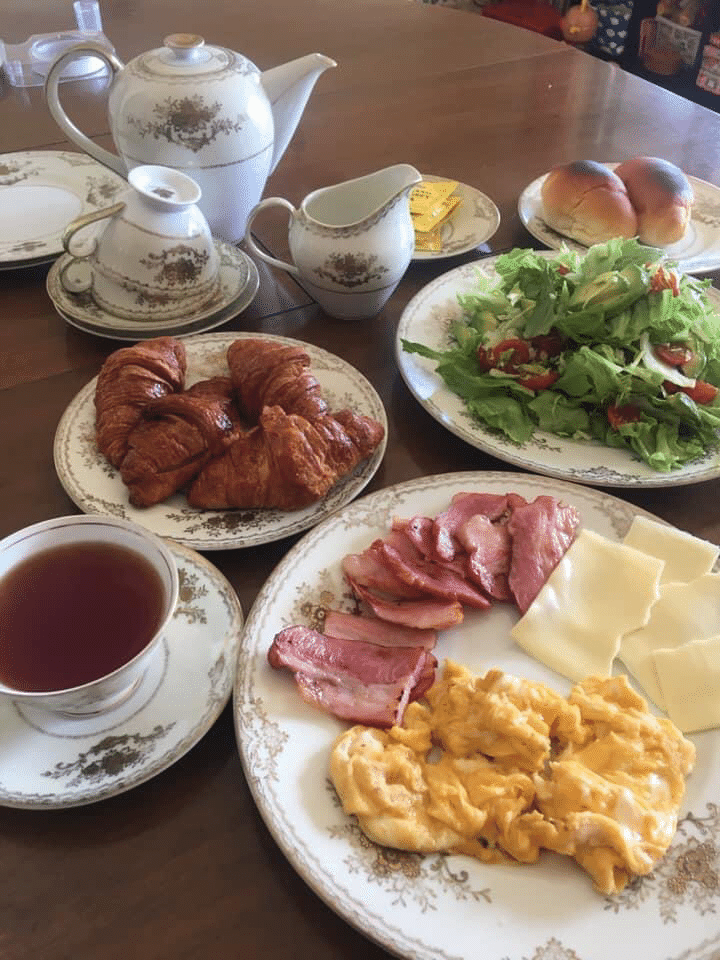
45,34,336,242
244,164,422,319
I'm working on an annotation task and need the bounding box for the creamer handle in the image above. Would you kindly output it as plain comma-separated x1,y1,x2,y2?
244,198,300,278
45,43,129,179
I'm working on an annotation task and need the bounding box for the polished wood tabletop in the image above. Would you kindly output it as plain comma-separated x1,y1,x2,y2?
2,1,720,957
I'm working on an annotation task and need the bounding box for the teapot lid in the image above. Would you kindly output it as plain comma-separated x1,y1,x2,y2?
135,34,257,78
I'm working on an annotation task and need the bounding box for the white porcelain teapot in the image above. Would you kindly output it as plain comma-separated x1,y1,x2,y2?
45,34,336,242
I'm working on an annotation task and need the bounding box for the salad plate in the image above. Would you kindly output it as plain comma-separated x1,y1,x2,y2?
0,541,242,809
396,254,720,487
413,175,501,261
518,167,720,276
46,242,260,341
235,469,720,960
53,332,388,550
0,151,127,269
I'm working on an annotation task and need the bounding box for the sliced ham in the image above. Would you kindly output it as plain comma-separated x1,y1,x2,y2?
456,513,513,601
507,495,580,613
348,577,465,630
268,625,435,727
432,492,521,561
323,609,437,650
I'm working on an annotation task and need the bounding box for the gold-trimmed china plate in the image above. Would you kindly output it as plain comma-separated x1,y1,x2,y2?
0,151,127,269
412,175,500,260
519,166,720,275
235,470,720,960
396,254,720,487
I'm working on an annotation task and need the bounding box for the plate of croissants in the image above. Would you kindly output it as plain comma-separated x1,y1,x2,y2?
53,333,388,550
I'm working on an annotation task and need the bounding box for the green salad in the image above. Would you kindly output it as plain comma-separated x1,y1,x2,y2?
401,238,720,472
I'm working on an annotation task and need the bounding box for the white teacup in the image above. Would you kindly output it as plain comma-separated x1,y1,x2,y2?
0,515,179,716
60,164,220,321
244,164,422,319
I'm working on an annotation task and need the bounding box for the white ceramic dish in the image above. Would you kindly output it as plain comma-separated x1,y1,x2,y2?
235,470,720,960
0,540,242,809
413,175,501,260
518,166,720,275
0,151,127,268
395,254,720,487
53,332,388,550
46,241,259,339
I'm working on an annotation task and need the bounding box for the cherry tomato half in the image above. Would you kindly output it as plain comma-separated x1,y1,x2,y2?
654,344,693,367
492,338,531,368
516,371,560,391
607,404,643,428
665,379,719,405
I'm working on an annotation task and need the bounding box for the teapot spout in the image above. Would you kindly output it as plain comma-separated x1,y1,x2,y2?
261,53,336,173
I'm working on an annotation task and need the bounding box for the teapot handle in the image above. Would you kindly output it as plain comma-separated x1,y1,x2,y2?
244,198,301,278
45,43,128,179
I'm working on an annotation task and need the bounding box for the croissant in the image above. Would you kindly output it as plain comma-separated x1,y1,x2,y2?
227,338,328,421
95,337,187,468
119,377,241,507
187,405,385,510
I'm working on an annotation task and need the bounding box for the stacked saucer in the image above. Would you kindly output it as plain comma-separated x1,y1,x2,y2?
47,240,260,340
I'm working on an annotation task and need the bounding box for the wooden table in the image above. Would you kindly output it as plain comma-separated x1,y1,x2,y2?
2,1,720,957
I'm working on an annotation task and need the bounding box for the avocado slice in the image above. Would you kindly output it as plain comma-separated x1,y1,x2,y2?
569,265,649,317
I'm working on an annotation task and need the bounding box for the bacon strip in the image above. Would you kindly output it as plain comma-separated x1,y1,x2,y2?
342,546,424,600
348,578,465,630
323,609,437,649
377,539,492,610
507,496,580,613
432,492,517,561
268,625,435,727
456,513,513,601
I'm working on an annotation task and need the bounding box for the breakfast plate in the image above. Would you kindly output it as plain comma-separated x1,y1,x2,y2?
412,175,501,261
235,470,720,960
0,151,127,269
0,540,242,809
46,242,260,340
518,167,720,275
53,332,388,550
395,255,720,488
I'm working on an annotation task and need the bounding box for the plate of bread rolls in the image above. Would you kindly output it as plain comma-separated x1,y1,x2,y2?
518,157,720,275
53,333,387,550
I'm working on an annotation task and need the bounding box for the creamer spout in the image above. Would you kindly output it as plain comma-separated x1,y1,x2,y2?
260,53,336,173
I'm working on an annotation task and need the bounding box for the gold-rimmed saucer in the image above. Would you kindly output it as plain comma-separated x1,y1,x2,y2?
46,240,259,340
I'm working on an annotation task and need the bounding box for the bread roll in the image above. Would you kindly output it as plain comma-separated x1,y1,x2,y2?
541,160,638,246
614,157,694,246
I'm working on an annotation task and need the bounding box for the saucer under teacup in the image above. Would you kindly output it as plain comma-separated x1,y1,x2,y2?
47,241,259,339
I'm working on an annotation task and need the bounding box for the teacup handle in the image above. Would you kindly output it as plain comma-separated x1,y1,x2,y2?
59,201,125,293
244,198,301,278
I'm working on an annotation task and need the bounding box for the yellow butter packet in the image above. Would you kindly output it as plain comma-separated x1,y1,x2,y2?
409,180,459,216
414,228,445,252
413,194,462,233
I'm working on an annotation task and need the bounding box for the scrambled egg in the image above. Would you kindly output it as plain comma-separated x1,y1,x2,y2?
329,661,696,894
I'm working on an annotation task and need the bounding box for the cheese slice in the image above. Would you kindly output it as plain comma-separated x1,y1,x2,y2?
623,515,718,585
653,634,720,733
511,529,664,683
619,573,720,710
